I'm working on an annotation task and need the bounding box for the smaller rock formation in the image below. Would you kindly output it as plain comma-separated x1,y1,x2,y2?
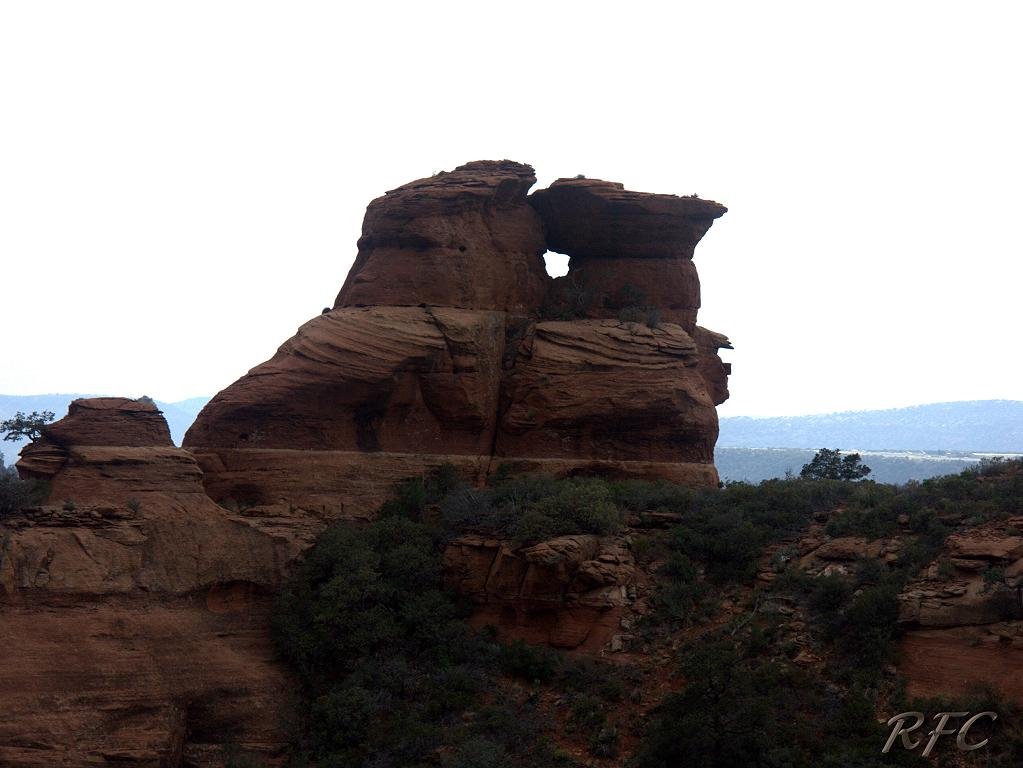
444,533,636,651
3,399,289,766
896,517,1023,703
531,177,726,330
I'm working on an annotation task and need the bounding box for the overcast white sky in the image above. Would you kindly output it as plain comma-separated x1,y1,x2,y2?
2,1,1021,417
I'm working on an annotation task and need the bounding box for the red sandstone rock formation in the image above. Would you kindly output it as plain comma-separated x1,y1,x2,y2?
444,533,637,651
531,177,726,330
185,161,732,517
2,399,289,766
336,160,549,313
897,517,1023,703
3,162,735,765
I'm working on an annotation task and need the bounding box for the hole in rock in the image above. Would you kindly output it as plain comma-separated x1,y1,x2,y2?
542,251,570,278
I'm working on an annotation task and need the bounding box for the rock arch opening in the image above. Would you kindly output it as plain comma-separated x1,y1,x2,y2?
542,250,570,278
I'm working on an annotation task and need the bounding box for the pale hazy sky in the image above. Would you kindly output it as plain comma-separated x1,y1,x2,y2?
2,2,1021,416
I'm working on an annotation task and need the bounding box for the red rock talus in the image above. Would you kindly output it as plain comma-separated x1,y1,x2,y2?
185,160,732,517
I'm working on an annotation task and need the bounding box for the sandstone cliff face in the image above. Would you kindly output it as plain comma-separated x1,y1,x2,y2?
2,399,290,766
185,161,732,519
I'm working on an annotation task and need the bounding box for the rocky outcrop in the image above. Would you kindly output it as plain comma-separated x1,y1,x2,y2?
3,399,290,766
531,177,726,330
897,517,1023,702
443,533,637,651
185,161,732,518
336,160,549,313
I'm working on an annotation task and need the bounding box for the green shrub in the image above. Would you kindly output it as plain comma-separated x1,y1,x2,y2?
982,564,1006,593
497,639,560,683
637,633,927,768
0,462,47,516
589,725,619,758
936,556,955,580
440,473,624,544
444,737,514,768
834,583,901,674
800,448,872,481
808,573,852,616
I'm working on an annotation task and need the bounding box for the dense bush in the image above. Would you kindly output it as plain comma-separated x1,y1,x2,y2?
440,472,624,544
617,477,853,589
637,633,927,768
273,466,646,767
800,448,872,481
826,460,1023,540
272,507,577,767
900,687,1023,765
0,454,47,516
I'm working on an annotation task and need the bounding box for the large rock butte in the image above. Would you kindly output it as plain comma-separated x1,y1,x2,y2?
184,160,732,518
4,161,734,766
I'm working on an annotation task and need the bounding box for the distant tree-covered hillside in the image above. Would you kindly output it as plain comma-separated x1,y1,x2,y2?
719,400,1023,452
714,447,998,485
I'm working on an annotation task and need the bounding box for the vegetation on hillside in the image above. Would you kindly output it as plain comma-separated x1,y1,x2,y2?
270,458,1023,768
0,452,48,517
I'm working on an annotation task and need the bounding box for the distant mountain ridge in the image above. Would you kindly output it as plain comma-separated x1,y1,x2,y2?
0,394,211,463
719,400,1023,453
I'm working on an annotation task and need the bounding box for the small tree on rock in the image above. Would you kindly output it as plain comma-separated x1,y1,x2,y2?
1,410,55,442
800,448,871,481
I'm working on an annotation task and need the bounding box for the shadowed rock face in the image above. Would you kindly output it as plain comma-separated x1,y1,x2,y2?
531,177,727,330
185,160,732,517
4,399,290,766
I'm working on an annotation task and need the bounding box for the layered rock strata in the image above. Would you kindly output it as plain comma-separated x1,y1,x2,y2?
3,399,289,766
897,517,1023,702
444,533,637,652
185,161,732,518
3,162,734,764
531,177,726,330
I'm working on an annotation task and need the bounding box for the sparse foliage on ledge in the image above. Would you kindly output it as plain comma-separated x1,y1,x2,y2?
1,410,55,442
